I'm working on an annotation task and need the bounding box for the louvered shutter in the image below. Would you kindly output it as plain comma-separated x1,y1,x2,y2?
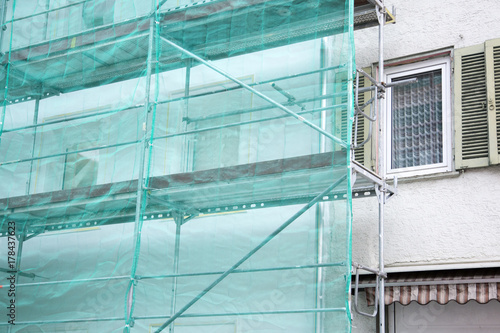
455,39,500,169
485,38,500,165
352,67,373,170
334,68,373,168
454,44,489,168
334,67,372,168
336,70,349,152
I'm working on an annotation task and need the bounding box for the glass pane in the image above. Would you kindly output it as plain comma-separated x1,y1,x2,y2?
391,69,443,169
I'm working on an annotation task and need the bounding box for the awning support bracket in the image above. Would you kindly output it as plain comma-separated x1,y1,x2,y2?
352,262,386,318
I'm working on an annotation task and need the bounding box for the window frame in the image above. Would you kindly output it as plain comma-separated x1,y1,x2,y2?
384,57,453,178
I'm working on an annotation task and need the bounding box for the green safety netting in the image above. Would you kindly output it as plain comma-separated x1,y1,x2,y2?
0,0,354,332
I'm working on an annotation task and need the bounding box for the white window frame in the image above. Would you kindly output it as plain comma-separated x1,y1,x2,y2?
384,57,452,178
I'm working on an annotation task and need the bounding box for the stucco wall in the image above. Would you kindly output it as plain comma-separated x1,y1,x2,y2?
355,0,500,68
353,166,500,270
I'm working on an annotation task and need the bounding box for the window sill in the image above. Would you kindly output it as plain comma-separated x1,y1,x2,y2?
386,170,461,185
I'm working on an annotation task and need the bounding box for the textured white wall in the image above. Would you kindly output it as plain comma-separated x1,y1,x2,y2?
355,0,500,67
351,1,500,331
353,166,500,270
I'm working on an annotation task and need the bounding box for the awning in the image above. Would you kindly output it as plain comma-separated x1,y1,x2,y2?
361,268,500,306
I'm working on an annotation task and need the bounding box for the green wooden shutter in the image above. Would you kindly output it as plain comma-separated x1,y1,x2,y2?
352,67,373,170
335,67,373,169
332,70,349,153
454,44,489,168
339,71,349,152
485,38,500,165
455,39,500,169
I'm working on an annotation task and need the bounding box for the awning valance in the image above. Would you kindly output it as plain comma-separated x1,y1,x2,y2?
361,268,500,306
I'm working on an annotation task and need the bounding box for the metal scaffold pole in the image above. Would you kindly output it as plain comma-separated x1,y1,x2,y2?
378,185,385,332
26,97,40,195
124,0,158,330
169,213,183,333
377,1,386,332
315,37,329,333
351,2,392,331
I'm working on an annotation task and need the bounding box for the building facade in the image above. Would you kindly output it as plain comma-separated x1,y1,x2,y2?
352,0,500,331
0,0,498,332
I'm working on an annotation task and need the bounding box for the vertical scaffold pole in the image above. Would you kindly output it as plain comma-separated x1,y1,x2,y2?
0,0,7,54
26,97,40,195
0,0,12,139
169,213,183,333
378,186,385,332
347,0,355,329
182,59,192,172
377,1,386,332
314,37,330,333
124,0,157,330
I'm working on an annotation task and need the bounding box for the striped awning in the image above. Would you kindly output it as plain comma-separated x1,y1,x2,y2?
362,268,500,306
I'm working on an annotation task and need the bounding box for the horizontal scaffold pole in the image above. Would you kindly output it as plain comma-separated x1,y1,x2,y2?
0,102,345,167
0,307,347,327
3,64,346,134
154,105,345,141
159,36,348,149
154,175,348,333
3,1,86,24
184,94,346,124
2,262,345,289
0,139,141,166
3,92,344,134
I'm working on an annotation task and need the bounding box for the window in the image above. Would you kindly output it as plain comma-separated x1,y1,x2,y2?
83,0,115,29
385,57,452,177
167,77,253,173
63,145,99,190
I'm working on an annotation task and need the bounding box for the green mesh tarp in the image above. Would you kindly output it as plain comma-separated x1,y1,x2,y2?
0,0,354,332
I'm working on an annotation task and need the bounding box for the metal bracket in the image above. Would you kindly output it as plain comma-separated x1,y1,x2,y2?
386,176,397,202
271,82,306,110
375,184,387,204
352,262,386,318
374,178,397,203
24,229,44,241
171,210,198,226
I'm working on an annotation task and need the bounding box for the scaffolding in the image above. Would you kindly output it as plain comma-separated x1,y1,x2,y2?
0,0,395,332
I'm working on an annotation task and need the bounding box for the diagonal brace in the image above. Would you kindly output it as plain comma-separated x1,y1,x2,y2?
159,36,348,149
154,174,348,332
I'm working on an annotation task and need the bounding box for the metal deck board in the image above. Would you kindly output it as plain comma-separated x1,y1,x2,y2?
0,151,384,236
